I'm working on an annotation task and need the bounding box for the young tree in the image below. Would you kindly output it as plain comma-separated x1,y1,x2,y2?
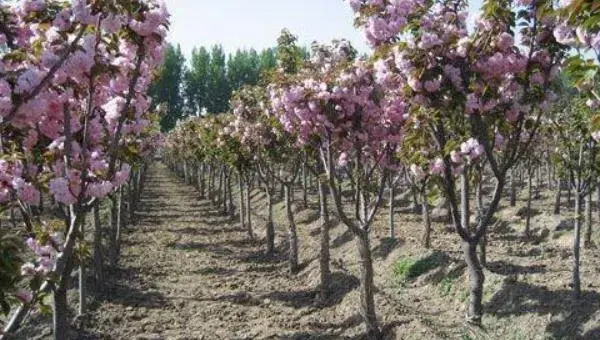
348,0,565,324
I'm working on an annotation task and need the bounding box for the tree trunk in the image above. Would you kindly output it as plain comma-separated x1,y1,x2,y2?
239,173,251,238
246,176,253,239
525,168,533,238
464,240,485,324
53,282,70,340
183,160,189,184
198,164,206,199
93,202,104,293
421,187,431,248
115,186,123,258
585,190,593,248
388,181,395,240
355,232,381,339
265,186,275,255
317,178,331,299
573,192,582,299
78,216,86,317
128,180,135,225
284,183,299,273
302,163,308,208
109,194,119,266
554,179,562,215
510,169,516,207
226,169,234,217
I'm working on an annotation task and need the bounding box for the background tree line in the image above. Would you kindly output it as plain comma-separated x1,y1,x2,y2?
150,30,309,131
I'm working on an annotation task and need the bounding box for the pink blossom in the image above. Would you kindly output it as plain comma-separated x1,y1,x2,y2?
15,289,33,304
49,177,78,205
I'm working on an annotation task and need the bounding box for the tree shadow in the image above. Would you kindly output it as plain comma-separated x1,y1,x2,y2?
265,272,359,309
331,229,354,249
486,261,546,275
196,291,262,307
373,237,404,260
486,281,600,339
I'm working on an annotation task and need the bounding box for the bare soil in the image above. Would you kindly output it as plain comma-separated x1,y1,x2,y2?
14,163,600,339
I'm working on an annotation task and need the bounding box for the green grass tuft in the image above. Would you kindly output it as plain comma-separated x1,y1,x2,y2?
393,252,446,281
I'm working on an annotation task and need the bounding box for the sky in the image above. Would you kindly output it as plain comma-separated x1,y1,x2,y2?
164,0,484,60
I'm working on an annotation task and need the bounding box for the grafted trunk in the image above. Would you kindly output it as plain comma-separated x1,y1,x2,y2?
239,173,251,238
109,194,119,266
284,183,299,273
78,216,86,316
584,190,593,248
573,192,582,299
524,167,533,238
317,178,331,299
509,169,516,207
198,164,206,199
554,179,562,215
183,160,190,184
355,232,381,339
421,187,431,248
388,181,395,240
245,176,253,238
302,163,308,208
464,240,484,324
265,186,275,255
92,202,104,293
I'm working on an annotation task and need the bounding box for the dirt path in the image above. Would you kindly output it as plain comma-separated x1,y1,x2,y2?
82,163,362,340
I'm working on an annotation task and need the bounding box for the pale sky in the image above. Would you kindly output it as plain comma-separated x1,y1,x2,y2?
164,0,483,59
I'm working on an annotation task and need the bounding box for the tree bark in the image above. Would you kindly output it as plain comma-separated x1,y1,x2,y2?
525,166,533,238
573,192,582,299
388,180,395,240
355,233,382,340
421,186,431,248
554,179,562,215
510,169,517,207
464,240,484,324
584,190,593,248
284,183,299,273
317,178,331,299
265,185,275,255
93,202,104,293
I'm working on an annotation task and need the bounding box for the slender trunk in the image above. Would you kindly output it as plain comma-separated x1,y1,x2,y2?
128,180,134,225
464,240,484,324
317,178,331,299
567,177,572,207
209,165,215,203
265,185,275,255
525,168,533,238
302,163,308,208
199,164,206,199
388,181,395,240
510,169,516,207
554,179,562,215
573,192,582,299
421,186,431,248
246,175,252,238
479,233,487,268
116,186,123,257
93,202,104,293
78,216,86,317
284,183,299,273
585,190,593,248
53,281,69,340
239,173,251,238
355,233,381,339
109,194,118,266
410,184,420,214
183,160,189,184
